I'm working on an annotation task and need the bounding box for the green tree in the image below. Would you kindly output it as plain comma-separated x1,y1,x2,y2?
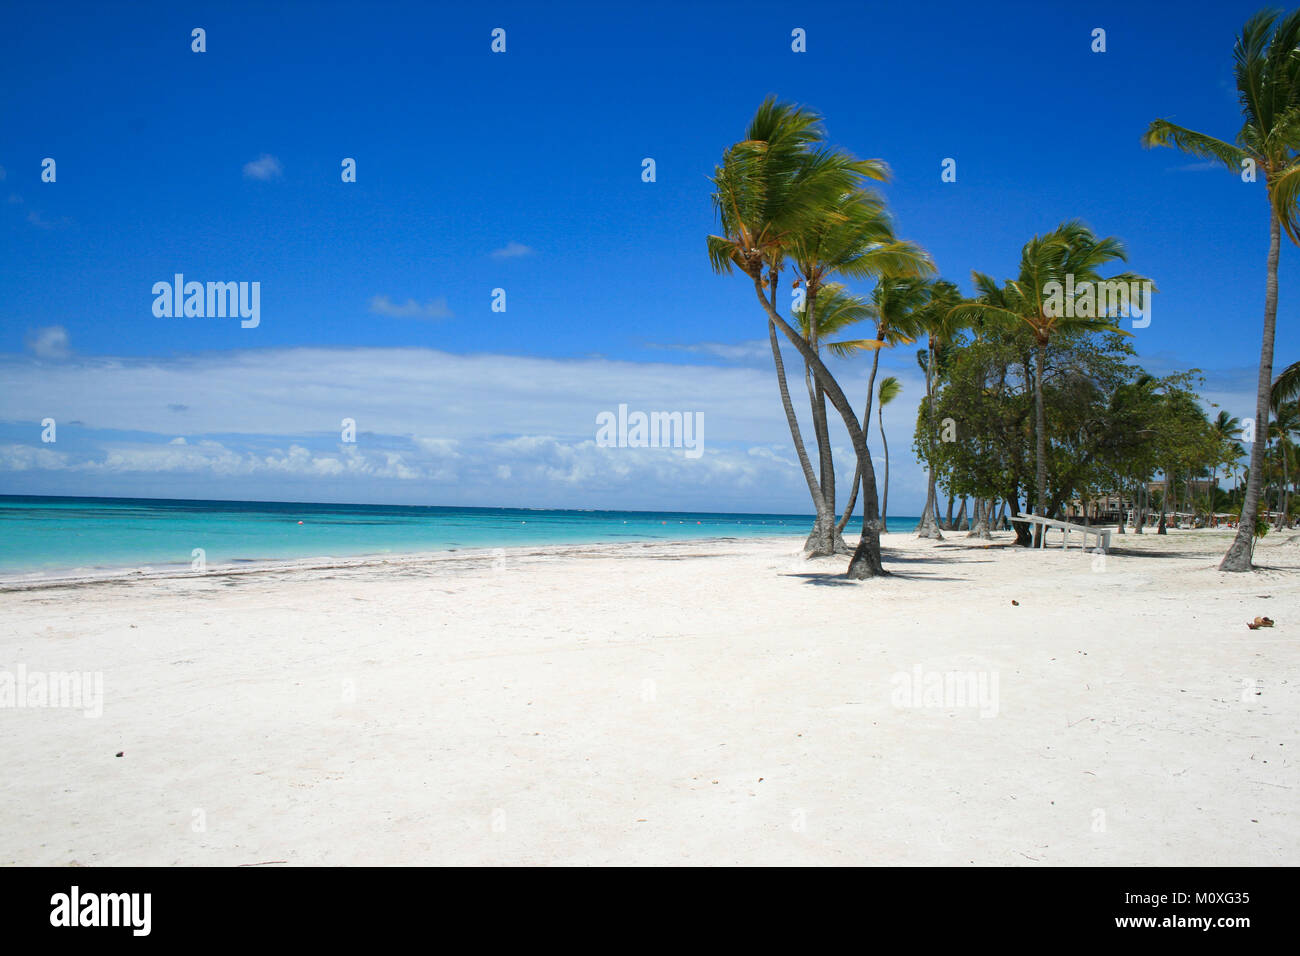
876,376,902,525
949,222,1147,544
1143,9,1300,568
707,97,900,577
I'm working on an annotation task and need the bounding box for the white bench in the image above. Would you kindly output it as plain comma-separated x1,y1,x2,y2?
1015,513,1112,553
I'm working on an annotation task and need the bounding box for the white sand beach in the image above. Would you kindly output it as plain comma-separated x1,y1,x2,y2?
1,529,1297,866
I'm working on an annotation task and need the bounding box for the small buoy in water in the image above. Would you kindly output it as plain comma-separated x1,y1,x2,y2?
297,521,304,525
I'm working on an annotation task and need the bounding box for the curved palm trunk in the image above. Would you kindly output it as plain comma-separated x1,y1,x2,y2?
1033,337,1048,547
878,399,890,527
917,341,943,539
802,291,848,556
751,278,885,577
835,346,883,533
1222,210,1281,570
804,365,848,554
767,318,829,532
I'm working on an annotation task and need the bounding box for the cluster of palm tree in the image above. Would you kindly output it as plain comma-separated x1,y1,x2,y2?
707,98,933,577
1259,367,1300,526
946,223,1149,544
709,8,1300,578
1143,8,1300,570
707,103,1150,572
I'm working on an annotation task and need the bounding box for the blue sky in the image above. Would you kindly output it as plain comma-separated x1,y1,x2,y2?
2,0,1297,514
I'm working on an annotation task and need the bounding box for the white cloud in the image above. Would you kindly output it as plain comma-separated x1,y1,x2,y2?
368,295,454,320
242,154,283,181
490,241,534,259
650,339,773,363
0,345,932,513
24,326,70,359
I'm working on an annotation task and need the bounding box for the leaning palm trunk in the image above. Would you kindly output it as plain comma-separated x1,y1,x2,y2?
766,318,830,536
1223,213,1281,567
803,366,848,554
878,397,891,527
916,345,943,539
751,279,885,577
835,347,883,533
799,292,846,556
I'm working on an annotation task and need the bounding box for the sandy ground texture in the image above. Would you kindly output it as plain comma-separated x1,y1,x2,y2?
1,527,1297,866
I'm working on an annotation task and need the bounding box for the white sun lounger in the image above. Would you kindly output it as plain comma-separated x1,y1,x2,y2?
1015,513,1112,553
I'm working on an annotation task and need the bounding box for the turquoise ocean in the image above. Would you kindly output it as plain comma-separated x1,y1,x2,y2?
0,495,921,577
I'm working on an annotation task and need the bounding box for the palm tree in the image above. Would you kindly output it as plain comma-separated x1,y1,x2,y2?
789,192,932,553
1273,359,1300,407
707,97,895,577
1207,410,1242,524
1143,9,1300,569
1268,400,1299,528
792,282,875,552
914,281,964,538
876,376,902,526
950,222,1146,544
707,97,880,560
830,276,930,532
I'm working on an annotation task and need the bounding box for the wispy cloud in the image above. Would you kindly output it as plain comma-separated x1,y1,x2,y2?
26,210,68,230
490,241,534,259
368,295,454,320
1171,160,1228,173
649,339,773,363
242,154,283,181
0,345,931,512
24,326,70,360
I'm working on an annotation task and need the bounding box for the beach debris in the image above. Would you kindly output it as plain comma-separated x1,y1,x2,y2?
1247,616,1275,629
115,752,123,758
1011,600,1019,606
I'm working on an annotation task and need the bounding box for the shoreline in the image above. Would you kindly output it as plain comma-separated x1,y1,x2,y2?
0,524,1260,592
0,533,812,592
